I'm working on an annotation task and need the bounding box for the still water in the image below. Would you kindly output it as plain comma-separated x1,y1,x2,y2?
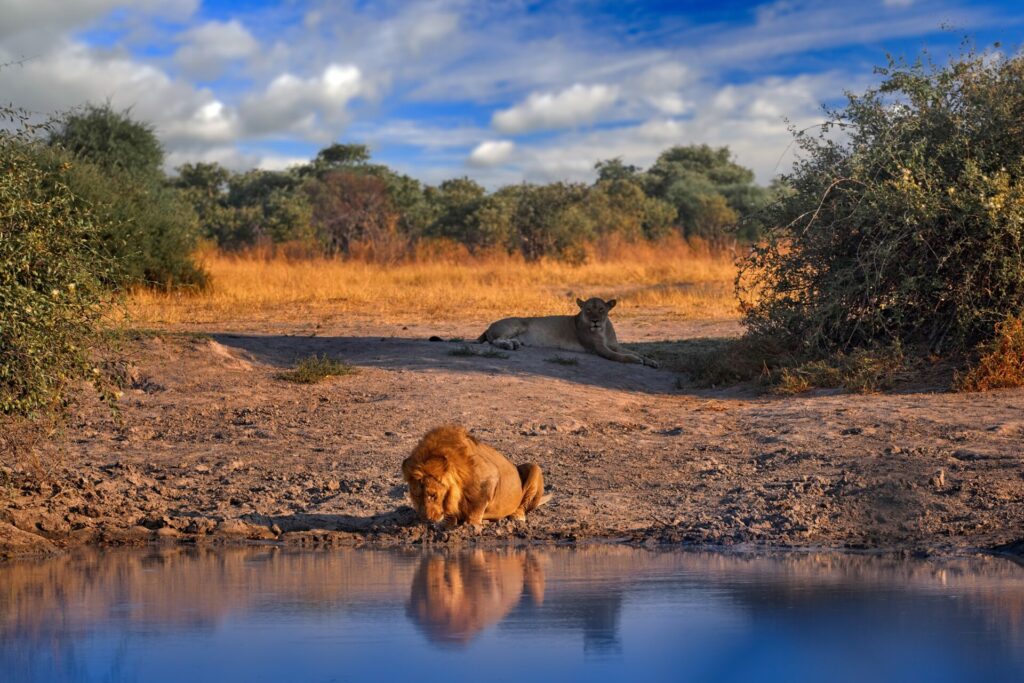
1,546,1022,683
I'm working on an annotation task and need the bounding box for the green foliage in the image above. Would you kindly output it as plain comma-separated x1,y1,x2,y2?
1,110,113,415
34,147,206,288
742,48,1024,359
49,103,163,179
275,355,357,383
587,176,677,241
508,182,593,263
48,105,205,288
644,144,770,241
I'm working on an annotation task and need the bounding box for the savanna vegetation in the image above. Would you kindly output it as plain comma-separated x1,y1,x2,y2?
3,45,1024,425
729,47,1024,392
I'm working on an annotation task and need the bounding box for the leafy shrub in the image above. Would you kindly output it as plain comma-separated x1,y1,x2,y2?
1,110,113,415
955,315,1024,391
741,49,1024,359
48,105,205,288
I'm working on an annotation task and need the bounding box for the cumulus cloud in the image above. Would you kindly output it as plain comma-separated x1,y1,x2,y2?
175,20,259,78
468,140,515,166
0,39,237,150
515,72,846,185
0,0,197,52
240,64,364,137
492,83,619,134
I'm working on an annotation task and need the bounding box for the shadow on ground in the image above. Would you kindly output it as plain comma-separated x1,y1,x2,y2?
209,333,748,396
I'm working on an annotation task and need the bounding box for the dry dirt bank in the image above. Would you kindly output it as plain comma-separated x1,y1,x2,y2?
2,319,1023,559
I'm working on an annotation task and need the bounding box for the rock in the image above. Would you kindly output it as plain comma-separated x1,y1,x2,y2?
139,514,171,530
324,479,341,492
155,526,180,539
194,464,211,474
184,518,217,535
0,522,58,558
931,469,946,490
214,519,277,540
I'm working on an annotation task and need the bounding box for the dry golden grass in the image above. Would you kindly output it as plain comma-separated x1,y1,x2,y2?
125,237,740,328
956,315,1024,391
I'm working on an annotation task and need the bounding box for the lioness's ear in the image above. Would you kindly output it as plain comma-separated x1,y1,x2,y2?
576,298,585,308
607,299,617,309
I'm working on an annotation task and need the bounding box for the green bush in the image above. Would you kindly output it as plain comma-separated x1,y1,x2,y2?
741,48,1024,359
48,105,205,288
1,113,113,415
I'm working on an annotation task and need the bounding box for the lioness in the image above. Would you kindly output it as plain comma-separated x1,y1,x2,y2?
402,425,549,527
477,296,659,367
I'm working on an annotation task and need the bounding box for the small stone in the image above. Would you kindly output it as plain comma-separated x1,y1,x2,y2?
324,480,341,492
194,464,211,474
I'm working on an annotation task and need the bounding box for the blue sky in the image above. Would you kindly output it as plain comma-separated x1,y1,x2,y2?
1,0,1021,187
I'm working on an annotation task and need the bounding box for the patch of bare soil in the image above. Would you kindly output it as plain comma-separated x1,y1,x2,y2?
2,319,1023,559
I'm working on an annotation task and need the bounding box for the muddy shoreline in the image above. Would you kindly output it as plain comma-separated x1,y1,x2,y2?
3,324,1023,561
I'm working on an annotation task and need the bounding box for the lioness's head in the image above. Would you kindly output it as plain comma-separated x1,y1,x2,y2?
576,297,616,333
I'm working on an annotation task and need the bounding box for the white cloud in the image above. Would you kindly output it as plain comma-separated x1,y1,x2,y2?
513,72,846,185
0,0,197,52
492,83,619,134
175,20,259,78
240,64,364,137
468,140,515,167
405,12,459,54
0,40,235,149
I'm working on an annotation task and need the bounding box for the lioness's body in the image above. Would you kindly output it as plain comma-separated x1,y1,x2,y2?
478,297,659,367
402,425,548,527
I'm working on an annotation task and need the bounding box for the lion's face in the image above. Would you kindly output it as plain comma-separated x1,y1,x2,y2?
403,453,454,523
413,476,448,522
576,297,616,333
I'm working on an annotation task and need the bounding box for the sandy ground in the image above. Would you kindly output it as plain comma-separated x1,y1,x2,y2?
2,317,1023,559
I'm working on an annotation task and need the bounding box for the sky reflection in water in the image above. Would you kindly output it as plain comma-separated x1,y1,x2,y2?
1,547,1022,683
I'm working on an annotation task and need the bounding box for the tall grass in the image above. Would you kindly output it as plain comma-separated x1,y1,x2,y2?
125,236,739,327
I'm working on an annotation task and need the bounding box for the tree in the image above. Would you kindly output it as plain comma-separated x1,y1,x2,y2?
508,183,592,263
306,171,402,258
595,157,641,183
426,177,487,245
45,106,204,288
2,107,113,415
298,143,371,179
644,144,769,239
587,177,676,241
741,48,1024,358
49,103,163,178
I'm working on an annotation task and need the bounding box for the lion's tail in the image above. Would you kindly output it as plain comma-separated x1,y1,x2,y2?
536,493,553,508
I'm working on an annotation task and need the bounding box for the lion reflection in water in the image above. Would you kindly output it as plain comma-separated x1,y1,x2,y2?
406,551,546,646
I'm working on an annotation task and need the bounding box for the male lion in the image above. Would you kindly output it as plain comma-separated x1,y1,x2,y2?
402,425,549,527
477,297,659,367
